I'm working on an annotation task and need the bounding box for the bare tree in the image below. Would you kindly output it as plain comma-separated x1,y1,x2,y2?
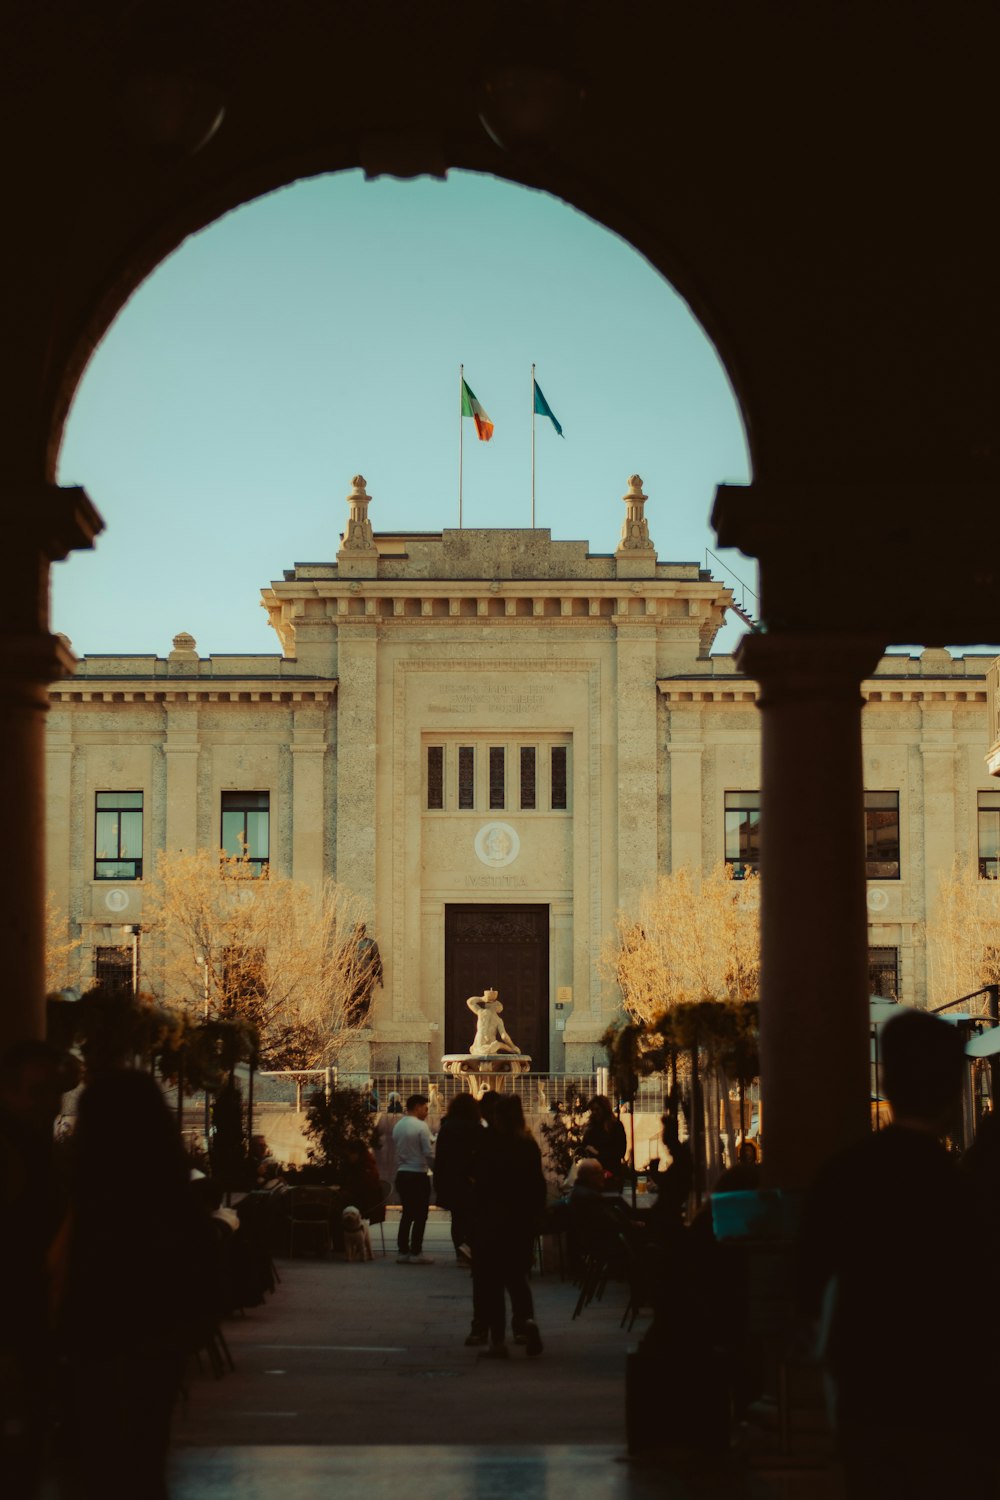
602,863,760,1024
924,862,1000,1014
141,849,376,1066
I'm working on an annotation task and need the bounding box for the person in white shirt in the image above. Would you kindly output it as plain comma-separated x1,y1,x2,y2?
392,1093,435,1264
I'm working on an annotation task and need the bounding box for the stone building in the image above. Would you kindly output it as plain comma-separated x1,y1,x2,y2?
45,475,998,1076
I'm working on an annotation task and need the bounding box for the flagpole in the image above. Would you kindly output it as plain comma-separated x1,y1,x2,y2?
459,363,464,529
531,363,536,528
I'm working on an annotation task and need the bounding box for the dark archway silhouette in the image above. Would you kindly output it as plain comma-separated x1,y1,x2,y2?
2,2,996,1188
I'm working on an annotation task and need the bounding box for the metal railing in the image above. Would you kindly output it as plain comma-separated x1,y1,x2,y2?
252,1068,702,1120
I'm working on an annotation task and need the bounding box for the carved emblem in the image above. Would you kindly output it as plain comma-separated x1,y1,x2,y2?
474,821,520,868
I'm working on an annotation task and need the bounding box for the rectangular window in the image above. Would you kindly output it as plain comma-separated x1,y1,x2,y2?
520,746,537,810
979,791,1000,879
864,791,900,879
551,746,568,810
489,746,506,810
94,945,134,995
427,746,444,810
94,791,143,880
458,746,475,810
221,791,270,874
724,791,760,878
868,945,899,1000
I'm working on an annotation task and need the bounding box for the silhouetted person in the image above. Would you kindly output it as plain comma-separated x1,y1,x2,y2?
712,1138,761,1194
433,1092,480,1266
56,1070,216,1500
0,1040,68,1498
564,1157,630,1280
797,1008,996,1498
340,1137,381,1219
471,1094,546,1357
581,1094,628,1186
646,1113,693,1242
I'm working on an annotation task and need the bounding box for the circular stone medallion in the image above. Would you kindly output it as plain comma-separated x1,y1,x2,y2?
474,822,520,868
105,888,130,913
866,888,889,913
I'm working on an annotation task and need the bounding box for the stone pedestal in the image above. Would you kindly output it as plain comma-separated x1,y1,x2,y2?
441,1053,532,1098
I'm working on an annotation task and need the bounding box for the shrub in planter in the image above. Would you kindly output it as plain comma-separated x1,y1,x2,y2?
303,1086,380,1183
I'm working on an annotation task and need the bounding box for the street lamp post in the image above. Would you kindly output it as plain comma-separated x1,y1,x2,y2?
196,954,210,1146
122,924,141,995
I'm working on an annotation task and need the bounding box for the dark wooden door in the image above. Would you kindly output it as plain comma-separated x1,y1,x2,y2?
445,905,549,1069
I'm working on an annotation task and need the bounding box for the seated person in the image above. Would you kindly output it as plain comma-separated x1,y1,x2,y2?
712,1139,761,1194
580,1095,628,1188
645,1115,693,1242
566,1158,630,1274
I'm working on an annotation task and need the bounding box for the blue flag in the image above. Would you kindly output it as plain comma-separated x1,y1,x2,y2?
533,378,564,437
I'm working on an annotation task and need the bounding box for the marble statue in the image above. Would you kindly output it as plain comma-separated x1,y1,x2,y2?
467,989,520,1056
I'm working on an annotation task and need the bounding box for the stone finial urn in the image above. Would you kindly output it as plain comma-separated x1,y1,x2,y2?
616,474,655,554
339,474,377,553
168,631,198,670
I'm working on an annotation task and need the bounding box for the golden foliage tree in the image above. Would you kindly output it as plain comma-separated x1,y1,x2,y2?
141,849,378,1067
924,862,1000,1013
602,863,760,1024
45,890,80,992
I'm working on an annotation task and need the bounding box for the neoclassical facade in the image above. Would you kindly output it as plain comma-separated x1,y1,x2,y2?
45,477,997,1074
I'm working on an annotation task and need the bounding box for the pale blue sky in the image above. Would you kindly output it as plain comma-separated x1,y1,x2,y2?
55,169,755,658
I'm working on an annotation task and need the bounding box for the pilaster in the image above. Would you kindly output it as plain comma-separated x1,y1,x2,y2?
335,624,377,907
163,705,200,853
615,622,659,915
291,705,330,885
663,701,705,872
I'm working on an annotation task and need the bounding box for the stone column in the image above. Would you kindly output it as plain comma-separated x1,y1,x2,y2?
739,632,886,1187
1,486,103,1050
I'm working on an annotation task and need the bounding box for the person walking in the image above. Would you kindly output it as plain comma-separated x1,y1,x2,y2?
392,1093,435,1264
433,1092,481,1267
55,1069,217,1500
797,1009,997,1498
472,1094,546,1358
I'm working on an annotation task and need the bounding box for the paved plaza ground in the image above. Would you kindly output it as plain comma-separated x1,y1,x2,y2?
168,1208,839,1499
174,1209,629,1450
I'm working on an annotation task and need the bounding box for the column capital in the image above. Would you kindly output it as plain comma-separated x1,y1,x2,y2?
1,482,105,561
4,483,105,635
713,480,1000,640
1,631,77,704
737,631,887,704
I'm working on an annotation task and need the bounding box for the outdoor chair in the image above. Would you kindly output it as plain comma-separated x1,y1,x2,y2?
619,1227,658,1330
287,1185,334,1257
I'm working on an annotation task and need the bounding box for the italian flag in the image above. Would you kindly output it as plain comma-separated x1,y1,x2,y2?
461,378,494,442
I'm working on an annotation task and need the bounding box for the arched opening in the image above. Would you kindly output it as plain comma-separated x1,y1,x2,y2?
52,169,752,655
